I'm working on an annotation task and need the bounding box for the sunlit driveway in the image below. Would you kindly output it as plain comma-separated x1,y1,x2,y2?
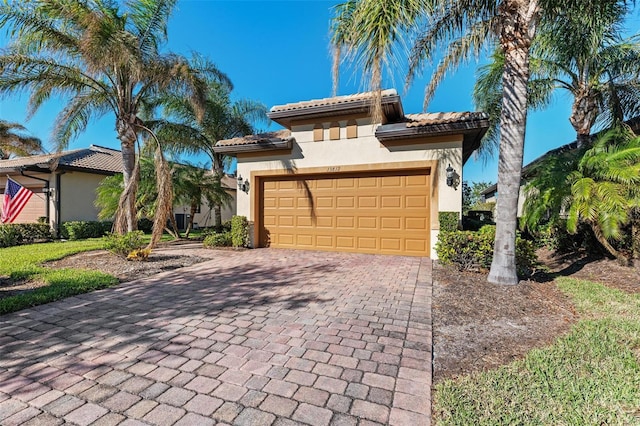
0,249,432,426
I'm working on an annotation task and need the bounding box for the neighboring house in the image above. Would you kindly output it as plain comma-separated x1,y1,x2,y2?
481,116,640,216
173,173,237,231
0,145,122,233
0,145,237,233
215,89,489,258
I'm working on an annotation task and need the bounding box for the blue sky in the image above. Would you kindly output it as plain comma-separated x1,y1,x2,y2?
0,1,637,184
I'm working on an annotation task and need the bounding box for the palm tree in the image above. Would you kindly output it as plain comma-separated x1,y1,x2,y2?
331,0,628,284
475,3,640,151
522,127,640,263
173,165,233,237
569,129,640,262
149,57,268,227
0,120,43,159
0,0,207,236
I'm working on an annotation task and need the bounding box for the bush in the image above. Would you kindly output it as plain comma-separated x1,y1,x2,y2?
103,231,145,258
231,215,250,248
439,212,460,233
62,221,112,240
0,225,20,248
436,225,537,277
0,223,52,247
137,218,154,234
203,232,232,247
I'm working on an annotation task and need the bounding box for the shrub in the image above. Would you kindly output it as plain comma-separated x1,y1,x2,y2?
203,232,232,247
137,218,154,234
231,215,250,248
0,225,20,248
62,221,112,240
436,225,537,277
439,212,460,233
0,223,52,247
103,231,145,258
127,248,151,261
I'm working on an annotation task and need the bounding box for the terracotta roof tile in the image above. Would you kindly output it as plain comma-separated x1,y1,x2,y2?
270,89,398,113
216,129,292,147
405,112,489,127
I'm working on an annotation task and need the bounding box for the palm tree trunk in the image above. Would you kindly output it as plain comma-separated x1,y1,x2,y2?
212,152,225,228
185,204,197,238
488,0,539,285
591,222,628,265
569,89,598,149
115,119,139,234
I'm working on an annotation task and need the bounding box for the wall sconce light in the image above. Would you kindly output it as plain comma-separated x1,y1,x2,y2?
237,174,250,193
446,164,455,187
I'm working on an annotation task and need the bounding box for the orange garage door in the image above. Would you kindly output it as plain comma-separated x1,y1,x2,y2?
260,170,430,256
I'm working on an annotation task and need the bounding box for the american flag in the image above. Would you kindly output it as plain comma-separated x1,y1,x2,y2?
1,178,34,223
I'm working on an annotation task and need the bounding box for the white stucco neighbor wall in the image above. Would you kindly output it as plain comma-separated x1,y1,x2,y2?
235,121,464,258
173,190,237,229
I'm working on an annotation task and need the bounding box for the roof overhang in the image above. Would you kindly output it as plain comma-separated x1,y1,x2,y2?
375,116,490,164
214,136,294,156
267,94,404,128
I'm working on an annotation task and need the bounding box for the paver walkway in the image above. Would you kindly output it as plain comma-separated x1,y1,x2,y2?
0,249,432,425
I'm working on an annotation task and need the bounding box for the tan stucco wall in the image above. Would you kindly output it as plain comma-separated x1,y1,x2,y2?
235,120,464,258
0,174,51,224
59,171,108,223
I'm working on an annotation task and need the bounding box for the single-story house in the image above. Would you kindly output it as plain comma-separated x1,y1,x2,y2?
215,89,489,258
0,145,236,233
0,145,122,233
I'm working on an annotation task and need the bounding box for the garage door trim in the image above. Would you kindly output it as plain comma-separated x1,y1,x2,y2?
251,160,438,255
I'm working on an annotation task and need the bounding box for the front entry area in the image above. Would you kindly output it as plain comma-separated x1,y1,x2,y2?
259,169,430,256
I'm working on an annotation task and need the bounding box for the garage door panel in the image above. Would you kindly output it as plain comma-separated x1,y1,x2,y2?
358,217,377,229
261,170,430,256
358,196,377,208
336,216,355,228
381,238,402,251
356,237,377,250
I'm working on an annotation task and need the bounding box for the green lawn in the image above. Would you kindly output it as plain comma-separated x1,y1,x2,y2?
0,239,119,315
433,278,640,425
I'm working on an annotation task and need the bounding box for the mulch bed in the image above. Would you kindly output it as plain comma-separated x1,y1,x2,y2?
432,248,639,383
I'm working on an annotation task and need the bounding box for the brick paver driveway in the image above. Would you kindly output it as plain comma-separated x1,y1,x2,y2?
0,249,432,426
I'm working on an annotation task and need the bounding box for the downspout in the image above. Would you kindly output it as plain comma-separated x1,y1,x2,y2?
55,173,62,236
19,167,50,225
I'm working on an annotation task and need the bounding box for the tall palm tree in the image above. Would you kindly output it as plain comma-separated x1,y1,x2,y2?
475,2,640,151
149,57,268,227
331,0,628,284
0,120,43,159
0,0,207,235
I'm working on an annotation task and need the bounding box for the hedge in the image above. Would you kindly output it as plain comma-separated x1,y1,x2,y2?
436,225,537,277
0,223,52,248
61,221,113,240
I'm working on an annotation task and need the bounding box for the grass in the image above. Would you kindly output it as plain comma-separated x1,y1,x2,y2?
433,277,640,425
0,239,119,315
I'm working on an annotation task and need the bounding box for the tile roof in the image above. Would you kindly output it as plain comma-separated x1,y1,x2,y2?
0,145,123,174
405,112,489,127
269,89,398,113
216,130,292,147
